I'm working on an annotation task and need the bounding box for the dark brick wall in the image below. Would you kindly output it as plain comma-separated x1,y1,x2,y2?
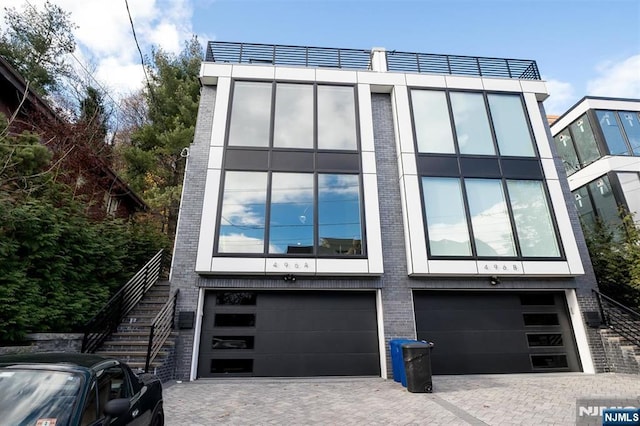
169,86,217,380
168,86,605,380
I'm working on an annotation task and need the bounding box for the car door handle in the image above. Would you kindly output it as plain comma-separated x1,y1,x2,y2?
132,408,139,418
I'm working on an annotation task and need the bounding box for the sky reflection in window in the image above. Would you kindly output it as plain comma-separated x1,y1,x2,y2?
269,173,314,254
318,174,362,255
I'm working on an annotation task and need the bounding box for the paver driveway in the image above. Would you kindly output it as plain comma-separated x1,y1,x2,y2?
163,373,640,425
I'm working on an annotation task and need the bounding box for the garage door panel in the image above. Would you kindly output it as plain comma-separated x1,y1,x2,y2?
424,331,528,354
255,353,380,376
255,331,379,354
198,291,380,377
415,310,524,331
257,310,376,332
415,292,521,310
434,353,533,375
414,291,581,374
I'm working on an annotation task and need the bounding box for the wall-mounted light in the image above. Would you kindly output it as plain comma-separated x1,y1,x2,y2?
489,276,500,286
283,274,296,282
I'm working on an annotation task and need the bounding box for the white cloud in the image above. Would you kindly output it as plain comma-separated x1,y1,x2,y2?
587,55,640,98
542,78,576,116
0,0,196,98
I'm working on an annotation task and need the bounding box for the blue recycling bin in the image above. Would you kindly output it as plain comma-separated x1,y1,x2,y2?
389,339,414,386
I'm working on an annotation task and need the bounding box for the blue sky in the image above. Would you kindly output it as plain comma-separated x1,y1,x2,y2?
1,0,638,115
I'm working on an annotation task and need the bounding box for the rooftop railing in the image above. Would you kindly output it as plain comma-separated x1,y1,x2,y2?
206,41,372,70
386,51,541,80
206,41,542,80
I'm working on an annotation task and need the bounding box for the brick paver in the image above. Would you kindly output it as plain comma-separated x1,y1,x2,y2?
163,373,640,425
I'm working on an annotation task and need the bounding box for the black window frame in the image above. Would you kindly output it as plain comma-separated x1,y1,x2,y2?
409,88,564,261
214,79,367,258
571,172,628,231
593,109,640,157
554,111,606,175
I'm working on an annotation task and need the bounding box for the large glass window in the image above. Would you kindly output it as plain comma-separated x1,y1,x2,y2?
596,110,628,155
318,174,362,255
487,94,535,157
422,177,471,256
412,90,534,157
228,82,272,147
450,92,495,155
218,171,268,253
421,177,561,259
619,111,640,155
317,85,357,150
507,180,560,257
274,84,313,149
570,114,601,167
573,186,596,230
218,171,363,256
588,176,622,228
227,82,357,150
268,173,314,254
411,90,455,153
553,130,580,175
466,179,517,257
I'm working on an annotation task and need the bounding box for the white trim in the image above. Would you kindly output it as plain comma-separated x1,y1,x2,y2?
210,77,231,147
358,84,375,153
231,64,275,80
376,289,387,379
568,155,640,190
546,180,584,275
564,289,595,374
550,98,640,136
391,85,416,155
445,75,483,90
189,287,206,381
523,92,553,159
195,170,221,273
363,173,384,275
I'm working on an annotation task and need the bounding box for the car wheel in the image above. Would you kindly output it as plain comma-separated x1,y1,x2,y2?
151,404,164,426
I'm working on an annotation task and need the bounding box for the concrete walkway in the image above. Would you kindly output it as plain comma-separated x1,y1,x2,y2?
163,373,640,425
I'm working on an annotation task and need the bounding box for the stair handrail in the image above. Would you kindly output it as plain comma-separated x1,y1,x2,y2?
592,289,640,348
145,288,180,372
82,250,164,353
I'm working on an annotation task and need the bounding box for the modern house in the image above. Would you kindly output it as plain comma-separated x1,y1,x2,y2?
169,41,605,380
0,55,146,219
550,97,640,230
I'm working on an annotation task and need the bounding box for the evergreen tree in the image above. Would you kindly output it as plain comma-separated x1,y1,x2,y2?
0,0,77,96
121,36,202,239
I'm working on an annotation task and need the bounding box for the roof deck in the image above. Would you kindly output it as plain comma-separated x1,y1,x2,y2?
205,41,541,80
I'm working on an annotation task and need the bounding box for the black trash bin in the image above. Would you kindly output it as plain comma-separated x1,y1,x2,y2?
402,341,435,393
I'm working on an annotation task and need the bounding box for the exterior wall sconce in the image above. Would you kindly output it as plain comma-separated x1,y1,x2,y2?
489,276,500,286
283,274,296,282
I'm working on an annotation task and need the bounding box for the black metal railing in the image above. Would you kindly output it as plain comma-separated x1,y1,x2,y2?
205,41,542,81
206,41,372,70
593,289,640,348
144,289,179,372
82,250,164,353
386,51,540,80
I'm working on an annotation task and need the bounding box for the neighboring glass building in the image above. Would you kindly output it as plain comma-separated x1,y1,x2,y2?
550,97,640,230
168,42,602,381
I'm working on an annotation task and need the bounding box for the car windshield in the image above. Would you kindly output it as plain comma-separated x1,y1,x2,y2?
0,367,82,426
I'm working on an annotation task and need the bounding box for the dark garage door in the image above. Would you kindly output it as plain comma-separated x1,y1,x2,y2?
198,290,380,377
414,291,581,374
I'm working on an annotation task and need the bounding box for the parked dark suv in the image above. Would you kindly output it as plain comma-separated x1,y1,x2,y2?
0,352,164,426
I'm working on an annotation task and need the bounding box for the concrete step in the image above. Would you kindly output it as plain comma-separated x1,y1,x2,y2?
102,340,176,347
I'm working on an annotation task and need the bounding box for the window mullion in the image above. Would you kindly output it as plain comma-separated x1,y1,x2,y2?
483,93,502,157
460,177,478,257
263,171,273,255
502,178,523,258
